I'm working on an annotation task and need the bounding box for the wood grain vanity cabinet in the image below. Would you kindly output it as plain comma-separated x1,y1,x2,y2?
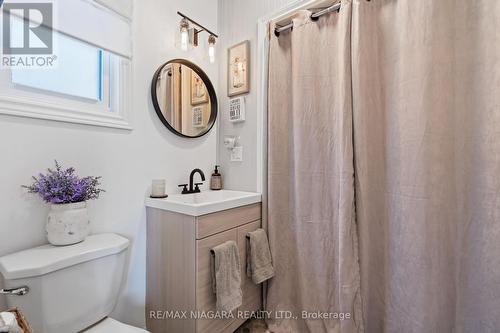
146,203,262,333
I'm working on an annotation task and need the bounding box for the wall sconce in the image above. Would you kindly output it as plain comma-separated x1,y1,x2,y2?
177,12,218,63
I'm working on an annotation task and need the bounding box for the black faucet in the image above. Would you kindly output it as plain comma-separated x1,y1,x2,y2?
178,168,206,194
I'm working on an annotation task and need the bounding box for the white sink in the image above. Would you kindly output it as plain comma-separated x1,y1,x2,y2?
145,190,262,216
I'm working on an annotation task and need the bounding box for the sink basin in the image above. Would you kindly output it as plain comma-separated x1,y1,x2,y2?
145,190,262,216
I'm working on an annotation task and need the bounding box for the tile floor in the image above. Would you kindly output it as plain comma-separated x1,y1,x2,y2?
234,319,268,333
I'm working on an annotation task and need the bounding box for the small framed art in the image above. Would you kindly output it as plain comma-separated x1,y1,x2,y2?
227,40,250,97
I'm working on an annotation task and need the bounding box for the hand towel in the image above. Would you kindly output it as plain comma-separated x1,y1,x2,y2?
210,240,242,312
246,228,275,284
0,312,22,333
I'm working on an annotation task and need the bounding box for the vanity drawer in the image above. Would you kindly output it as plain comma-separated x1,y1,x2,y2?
196,203,261,239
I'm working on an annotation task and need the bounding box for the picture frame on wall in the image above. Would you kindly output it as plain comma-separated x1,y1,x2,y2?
191,71,209,105
227,40,250,97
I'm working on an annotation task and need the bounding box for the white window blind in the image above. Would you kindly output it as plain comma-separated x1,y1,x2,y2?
94,0,133,19
1,0,134,58
53,0,133,58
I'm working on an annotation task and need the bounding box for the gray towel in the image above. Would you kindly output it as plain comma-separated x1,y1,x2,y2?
210,240,242,312
246,228,275,284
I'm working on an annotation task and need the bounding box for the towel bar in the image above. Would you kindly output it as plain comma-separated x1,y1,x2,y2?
210,237,250,256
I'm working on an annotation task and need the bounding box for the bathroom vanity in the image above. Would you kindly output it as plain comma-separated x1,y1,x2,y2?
145,190,262,333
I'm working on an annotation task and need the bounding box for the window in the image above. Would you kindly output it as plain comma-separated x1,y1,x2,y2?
0,0,132,130
12,32,104,101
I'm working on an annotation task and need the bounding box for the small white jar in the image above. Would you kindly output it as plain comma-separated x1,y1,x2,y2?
151,179,167,198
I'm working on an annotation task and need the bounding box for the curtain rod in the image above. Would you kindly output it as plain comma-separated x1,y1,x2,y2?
274,2,341,37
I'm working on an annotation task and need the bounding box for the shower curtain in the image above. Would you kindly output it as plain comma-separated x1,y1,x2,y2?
267,2,364,333
352,0,500,332
267,0,500,332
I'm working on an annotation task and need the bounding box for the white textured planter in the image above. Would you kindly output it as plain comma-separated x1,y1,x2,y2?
46,202,90,246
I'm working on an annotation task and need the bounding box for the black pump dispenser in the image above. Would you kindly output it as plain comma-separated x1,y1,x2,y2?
210,165,222,190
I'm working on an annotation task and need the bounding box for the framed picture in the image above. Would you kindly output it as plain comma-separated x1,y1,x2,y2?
191,71,209,105
227,40,250,97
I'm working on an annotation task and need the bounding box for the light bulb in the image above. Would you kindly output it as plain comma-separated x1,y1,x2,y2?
209,45,215,63
208,35,216,63
181,31,189,51
180,18,189,51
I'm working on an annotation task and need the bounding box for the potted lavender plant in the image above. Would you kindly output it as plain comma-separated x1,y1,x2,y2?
23,161,104,246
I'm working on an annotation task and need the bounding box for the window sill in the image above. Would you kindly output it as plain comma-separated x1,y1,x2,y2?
0,95,132,130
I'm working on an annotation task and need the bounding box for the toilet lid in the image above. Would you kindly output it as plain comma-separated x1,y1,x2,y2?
84,318,150,333
0,233,129,279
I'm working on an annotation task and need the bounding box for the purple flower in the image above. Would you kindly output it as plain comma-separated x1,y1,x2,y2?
23,161,104,204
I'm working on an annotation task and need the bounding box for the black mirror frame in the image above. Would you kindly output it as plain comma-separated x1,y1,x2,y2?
151,59,218,138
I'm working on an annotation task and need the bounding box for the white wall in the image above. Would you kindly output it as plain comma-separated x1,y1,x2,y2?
217,0,297,192
0,0,218,328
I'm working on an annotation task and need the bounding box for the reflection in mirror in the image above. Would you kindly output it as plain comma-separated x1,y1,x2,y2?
152,60,217,138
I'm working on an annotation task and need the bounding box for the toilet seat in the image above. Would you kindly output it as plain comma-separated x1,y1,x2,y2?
84,318,150,333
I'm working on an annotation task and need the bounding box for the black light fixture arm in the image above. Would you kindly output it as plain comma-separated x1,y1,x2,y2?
177,11,219,38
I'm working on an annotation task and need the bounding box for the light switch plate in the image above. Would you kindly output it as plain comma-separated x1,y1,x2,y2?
230,147,243,162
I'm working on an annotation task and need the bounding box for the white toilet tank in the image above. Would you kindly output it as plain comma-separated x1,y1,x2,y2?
0,233,130,333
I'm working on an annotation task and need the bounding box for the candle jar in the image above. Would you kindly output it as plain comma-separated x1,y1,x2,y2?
151,179,167,198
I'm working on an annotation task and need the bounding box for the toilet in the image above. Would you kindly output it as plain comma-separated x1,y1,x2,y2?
0,233,149,333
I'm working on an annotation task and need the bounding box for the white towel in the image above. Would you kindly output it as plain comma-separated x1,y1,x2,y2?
246,228,275,284
210,241,243,313
0,312,22,333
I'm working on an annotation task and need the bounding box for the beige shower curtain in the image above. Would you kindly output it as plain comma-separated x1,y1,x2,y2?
352,0,500,332
267,2,363,333
268,0,500,332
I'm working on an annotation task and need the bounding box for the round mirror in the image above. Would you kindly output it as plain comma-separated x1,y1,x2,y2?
151,59,217,138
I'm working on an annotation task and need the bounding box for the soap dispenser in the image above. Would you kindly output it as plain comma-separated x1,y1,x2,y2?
210,165,223,190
